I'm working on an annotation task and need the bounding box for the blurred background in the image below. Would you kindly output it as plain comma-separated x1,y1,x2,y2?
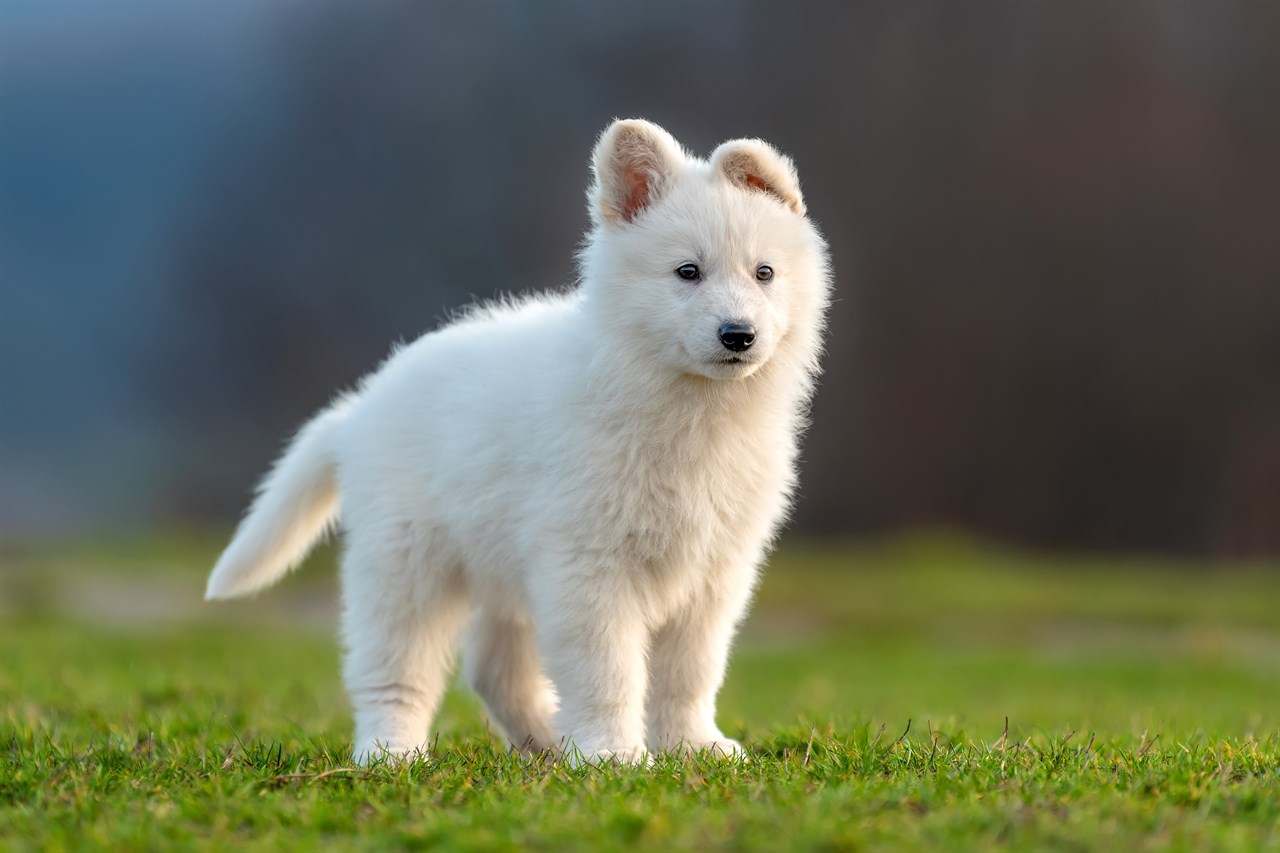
1,0,1278,557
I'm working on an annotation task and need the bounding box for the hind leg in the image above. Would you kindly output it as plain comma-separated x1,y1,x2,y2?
340,532,469,761
462,608,560,754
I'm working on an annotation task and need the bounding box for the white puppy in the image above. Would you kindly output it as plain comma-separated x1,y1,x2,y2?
206,119,831,764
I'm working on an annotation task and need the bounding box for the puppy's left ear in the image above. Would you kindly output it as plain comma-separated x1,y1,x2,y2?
711,139,806,216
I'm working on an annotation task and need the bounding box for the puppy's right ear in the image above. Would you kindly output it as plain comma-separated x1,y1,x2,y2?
589,119,685,227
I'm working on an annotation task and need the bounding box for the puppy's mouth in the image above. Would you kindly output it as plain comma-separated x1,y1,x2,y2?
709,355,761,372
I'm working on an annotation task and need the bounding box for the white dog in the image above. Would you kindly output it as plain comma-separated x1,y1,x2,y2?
205,119,831,764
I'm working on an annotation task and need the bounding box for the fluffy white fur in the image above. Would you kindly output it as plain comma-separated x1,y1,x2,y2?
206,119,832,764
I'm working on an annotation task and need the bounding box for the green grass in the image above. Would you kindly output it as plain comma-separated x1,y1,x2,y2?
2,532,1278,850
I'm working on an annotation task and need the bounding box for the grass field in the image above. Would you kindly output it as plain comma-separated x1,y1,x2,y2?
2,532,1277,850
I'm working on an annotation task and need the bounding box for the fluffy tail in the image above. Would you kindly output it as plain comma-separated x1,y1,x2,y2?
205,397,353,600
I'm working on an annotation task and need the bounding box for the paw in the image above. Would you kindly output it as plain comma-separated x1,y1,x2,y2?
352,739,429,766
657,735,748,760
698,738,746,759
564,744,651,768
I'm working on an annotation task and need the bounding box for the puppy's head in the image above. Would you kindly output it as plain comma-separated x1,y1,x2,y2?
581,119,828,382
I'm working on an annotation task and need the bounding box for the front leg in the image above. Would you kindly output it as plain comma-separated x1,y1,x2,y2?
533,569,649,765
646,580,753,758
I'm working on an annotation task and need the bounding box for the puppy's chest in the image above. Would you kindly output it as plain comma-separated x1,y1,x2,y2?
584,423,788,569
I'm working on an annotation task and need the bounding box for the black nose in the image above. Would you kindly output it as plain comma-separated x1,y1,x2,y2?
718,322,756,353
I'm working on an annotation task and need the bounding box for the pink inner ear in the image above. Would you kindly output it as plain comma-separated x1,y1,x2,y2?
744,173,769,193
622,165,651,222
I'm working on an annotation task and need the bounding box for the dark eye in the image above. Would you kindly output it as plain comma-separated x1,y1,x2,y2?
756,264,774,283
675,263,702,282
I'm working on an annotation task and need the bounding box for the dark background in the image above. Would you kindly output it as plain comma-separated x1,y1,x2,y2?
2,0,1277,555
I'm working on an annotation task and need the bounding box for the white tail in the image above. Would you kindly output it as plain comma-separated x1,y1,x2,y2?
205,397,354,600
